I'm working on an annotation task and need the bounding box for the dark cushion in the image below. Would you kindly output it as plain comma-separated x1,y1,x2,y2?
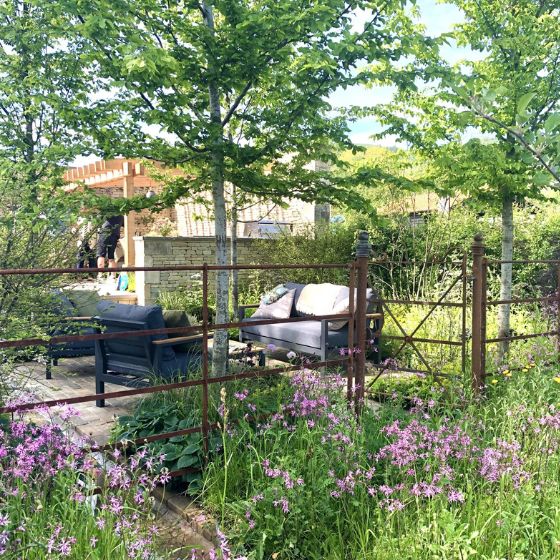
49,291,95,356
96,301,175,361
162,310,192,352
66,290,102,317
51,290,76,317
158,350,202,378
242,317,349,349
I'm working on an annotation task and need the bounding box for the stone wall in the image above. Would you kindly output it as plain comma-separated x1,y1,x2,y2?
134,236,266,305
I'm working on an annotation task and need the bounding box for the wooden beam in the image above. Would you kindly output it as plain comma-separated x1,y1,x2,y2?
123,174,136,267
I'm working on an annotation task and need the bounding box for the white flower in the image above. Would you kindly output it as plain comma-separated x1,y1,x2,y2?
286,351,297,360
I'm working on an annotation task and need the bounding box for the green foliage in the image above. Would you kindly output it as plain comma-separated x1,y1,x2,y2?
112,374,293,493
202,360,560,559
247,224,357,290
157,286,216,324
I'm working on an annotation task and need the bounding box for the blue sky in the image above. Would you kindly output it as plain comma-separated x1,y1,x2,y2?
338,0,469,145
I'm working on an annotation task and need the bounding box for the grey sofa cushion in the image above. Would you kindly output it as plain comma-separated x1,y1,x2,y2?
251,289,295,319
242,317,349,349
96,301,175,361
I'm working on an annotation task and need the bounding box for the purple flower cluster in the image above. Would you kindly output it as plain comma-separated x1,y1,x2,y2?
0,408,167,558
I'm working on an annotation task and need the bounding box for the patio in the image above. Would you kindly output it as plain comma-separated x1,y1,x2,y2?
15,356,141,445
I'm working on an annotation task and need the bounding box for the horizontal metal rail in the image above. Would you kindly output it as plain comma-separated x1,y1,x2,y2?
366,363,453,378
372,299,464,308
0,262,350,276
0,312,356,350
485,330,558,343
382,334,463,346
0,358,349,414
369,259,465,266
486,296,558,306
486,259,560,265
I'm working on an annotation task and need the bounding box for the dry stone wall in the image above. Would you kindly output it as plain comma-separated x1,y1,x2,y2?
134,236,266,305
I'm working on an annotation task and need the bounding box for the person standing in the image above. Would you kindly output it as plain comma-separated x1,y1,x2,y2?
96,215,124,279
75,216,96,270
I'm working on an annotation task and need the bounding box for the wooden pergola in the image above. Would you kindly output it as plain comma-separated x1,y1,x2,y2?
64,159,162,266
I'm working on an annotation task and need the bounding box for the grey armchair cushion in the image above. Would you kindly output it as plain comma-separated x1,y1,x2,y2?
96,301,175,361
158,350,202,377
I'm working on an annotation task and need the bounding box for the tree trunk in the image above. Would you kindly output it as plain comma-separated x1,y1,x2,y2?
231,186,239,324
498,192,513,361
203,0,229,375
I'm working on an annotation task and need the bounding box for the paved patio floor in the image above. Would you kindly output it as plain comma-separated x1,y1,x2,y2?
14,356,142,445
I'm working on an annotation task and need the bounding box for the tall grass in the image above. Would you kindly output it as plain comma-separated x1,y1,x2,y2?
202,358,560,559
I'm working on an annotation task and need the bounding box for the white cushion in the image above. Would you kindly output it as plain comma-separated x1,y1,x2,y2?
295,283,341,317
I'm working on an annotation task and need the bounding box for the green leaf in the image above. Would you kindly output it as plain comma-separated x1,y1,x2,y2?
533,171,551,186
177,454,200,469
182,443,201,455
517,93,536,115
160,443,183,461
544,113,560,134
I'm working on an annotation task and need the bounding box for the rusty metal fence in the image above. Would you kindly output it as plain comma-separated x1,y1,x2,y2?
367,254,468,387
471,234,560,391
1,230,557,478
0,232,379,478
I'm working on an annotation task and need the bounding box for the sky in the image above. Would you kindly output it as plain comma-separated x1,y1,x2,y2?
339,0,470,146
73,0,471,166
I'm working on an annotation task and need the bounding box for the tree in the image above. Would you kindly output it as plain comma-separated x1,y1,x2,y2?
371,0,560,360
58,0,416,374
0,1,96,342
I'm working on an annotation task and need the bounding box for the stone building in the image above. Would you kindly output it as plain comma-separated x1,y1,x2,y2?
64,158,330,267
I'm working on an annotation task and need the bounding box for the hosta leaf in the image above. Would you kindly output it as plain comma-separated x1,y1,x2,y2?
177,454,200,469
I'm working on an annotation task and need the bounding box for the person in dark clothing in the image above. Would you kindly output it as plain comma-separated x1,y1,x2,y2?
77,241,96,270
96,215,124,273
75,216,96,270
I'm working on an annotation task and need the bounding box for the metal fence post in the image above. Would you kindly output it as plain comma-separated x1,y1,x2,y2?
347,263,355,404
354,231,370,411
471,234,487,393
201,263,210,458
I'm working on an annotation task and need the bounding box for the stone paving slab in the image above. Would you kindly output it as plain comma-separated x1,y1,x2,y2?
15,356,141,446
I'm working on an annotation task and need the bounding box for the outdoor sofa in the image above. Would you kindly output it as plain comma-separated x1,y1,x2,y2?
93,301,205,407
239,282,383,361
